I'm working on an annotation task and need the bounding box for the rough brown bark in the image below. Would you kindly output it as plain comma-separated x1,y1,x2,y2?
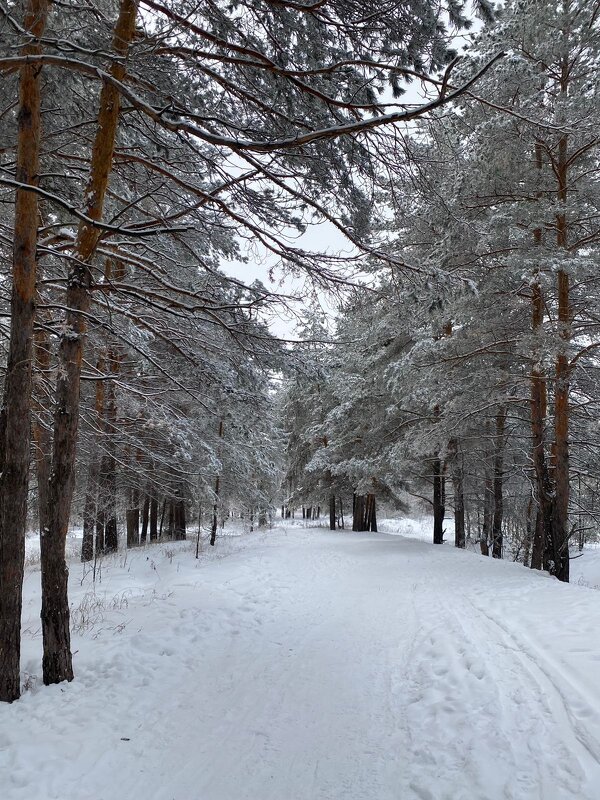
41,0,139,686
530,276,553,572
33,322,52,540
551,101,571,583
0,0,49,703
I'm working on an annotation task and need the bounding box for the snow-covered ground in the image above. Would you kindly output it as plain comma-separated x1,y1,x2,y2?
3,521,600,800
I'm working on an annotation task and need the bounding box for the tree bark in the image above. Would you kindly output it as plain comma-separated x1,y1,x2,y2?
140,494,150,543
81,459,99,562
551,104,571,583
210,418,224,546
149,493,158,541
0,0,49,702
352,494,364,531
433,456,445,544
126,499,140,548
41,0,139,686
492,407,506,559
33,322,52,544
450,440,465,549
329,494,336,531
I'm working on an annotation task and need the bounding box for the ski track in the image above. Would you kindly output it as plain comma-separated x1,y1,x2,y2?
2,526,600,800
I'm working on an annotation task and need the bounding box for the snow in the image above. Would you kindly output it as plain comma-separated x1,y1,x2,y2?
4,522,600,800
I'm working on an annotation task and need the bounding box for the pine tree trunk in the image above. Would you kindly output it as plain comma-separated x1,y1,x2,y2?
530,278,552,572
0,0,49,702
41,0,139,686
149,495,158,541
529,140,553,572
492,407,506,559
174,489,186,540
81,459,99,562
523,497,534,568
101,343,120,553
210,418,224,546
329,494,336,531
433,456,445,544
210,479,220,546
450,441,466,549
552,113,571,583
82,355,105,562
352,494,365,531
33,322,52,543
159,499,167,538
367,494,377,532
167,502,175,539
140,495,150,543
480,426,493,557
95,507,105,555
126,489,140,547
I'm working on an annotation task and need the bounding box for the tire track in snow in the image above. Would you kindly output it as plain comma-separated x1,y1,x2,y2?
466,596,600,780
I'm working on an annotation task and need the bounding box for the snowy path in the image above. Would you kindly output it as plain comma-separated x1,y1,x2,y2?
3,526,600,800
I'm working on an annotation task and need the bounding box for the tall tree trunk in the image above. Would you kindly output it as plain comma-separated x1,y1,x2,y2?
33,323,52,543
210,418,224,546
352,493,364,531
530,277,552,571
82,354,105,562
149,494,158,541
100,345,120,554
81,459,99,563
432,455,445,544
210,477,220,546
492,407,507,559
140,494,150,543
450,440,465,549
481,440,492,557
126,488,140,548
159,499,167,538
173,486,186,540
551,101,571,583
0,0,49,703
41,0,139,686
529,140,553,572
329,494,336,531
366,494,377,532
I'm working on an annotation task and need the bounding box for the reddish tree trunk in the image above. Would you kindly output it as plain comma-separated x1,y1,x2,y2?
0,0,49,702
42,0,139,686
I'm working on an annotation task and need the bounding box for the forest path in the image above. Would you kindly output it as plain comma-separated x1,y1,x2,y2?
4,525,600,799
